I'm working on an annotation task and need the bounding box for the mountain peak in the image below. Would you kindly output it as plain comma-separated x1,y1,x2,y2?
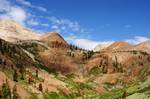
137,40,150,45
0,19,40,42
41,32,68,45
103,41,132,51
133,40,150,52
93,43,113,52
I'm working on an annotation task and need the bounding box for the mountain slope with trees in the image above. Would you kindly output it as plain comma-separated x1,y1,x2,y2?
0,20,149,99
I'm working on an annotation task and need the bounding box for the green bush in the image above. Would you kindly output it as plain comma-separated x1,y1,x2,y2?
30,93,38,99
89,67,102,76
33,62,58,76
43,92,76,99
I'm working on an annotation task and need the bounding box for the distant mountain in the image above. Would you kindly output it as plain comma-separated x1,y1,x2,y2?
0,19,40,42
94,40,150,53
93,43,112,52
93,41,132,52
104,41,132,51
133,40,150,53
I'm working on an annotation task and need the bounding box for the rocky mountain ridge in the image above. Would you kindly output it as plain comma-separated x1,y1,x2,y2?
0,19,149,99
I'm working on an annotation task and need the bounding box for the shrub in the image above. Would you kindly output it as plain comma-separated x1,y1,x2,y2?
39,83,43,92
1,80,11,99
89,67,102,76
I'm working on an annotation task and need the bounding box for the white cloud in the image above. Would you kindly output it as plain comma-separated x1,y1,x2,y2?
66,36,114,50
16,0,47,12
0,0,11,12
126,36,150,45
48,16,89,34
27,19,39,26
26,18,50,27
36,6,47,12
7,6,27,23
16,0,31,7
41,23,49,27
0,0,28,25
51,25,59,29
0,0,49,29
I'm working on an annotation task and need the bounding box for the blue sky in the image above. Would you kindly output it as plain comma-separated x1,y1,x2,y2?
0,0,150,49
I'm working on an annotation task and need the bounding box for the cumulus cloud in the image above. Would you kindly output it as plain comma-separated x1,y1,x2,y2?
0,0,28,24
7,7,27,23
126,36,150,45
0,0,49,28
66,36,114,50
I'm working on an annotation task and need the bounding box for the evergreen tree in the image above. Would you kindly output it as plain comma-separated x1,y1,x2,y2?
20,73,24,80
28,77,32,84
6,80,11,99
3,60,7,65
12,85,20,99
122,90,127,99
2,80,11,99
1,82,8,99
1,45,5,54
38,83,43,92
113,55,119,71
0,58,2,64
0,90,2,98
13,70,18,82
36,70,38,78
19,67,25,80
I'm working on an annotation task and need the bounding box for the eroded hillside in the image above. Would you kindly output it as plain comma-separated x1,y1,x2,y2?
0,20,149,99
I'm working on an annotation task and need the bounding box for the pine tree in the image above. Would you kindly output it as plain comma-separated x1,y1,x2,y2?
39,83,43,92
122,90,127,99
1,82,8,99
13,70,18,82
20,73,24,80
0,90,2,98
6,79,11,99
12,85,20,99
36,70,38,78
19,67,25,80
2,80,11,99
0,58,2,64
3,60,7,65
28,77,32,84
